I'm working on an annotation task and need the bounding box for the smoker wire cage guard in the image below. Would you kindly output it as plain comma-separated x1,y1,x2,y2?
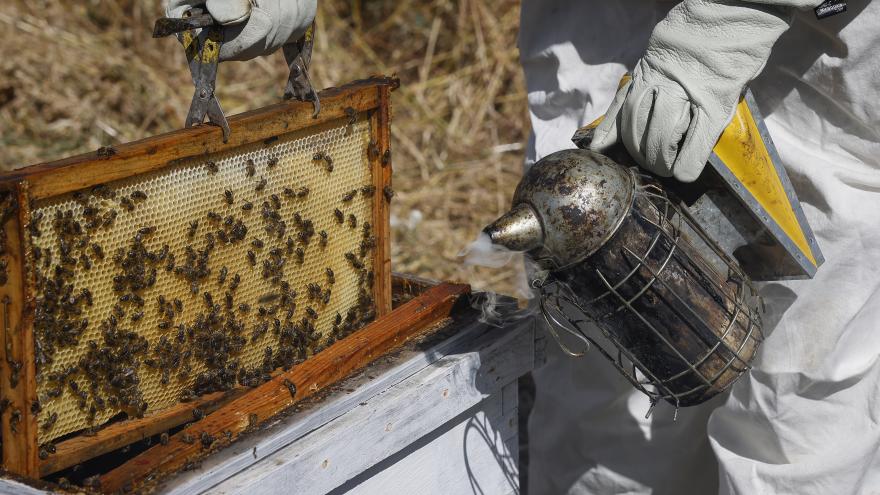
0,77,396,479
532,171,764,411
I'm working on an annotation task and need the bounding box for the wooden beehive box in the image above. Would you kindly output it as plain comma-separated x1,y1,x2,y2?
0,77,397,479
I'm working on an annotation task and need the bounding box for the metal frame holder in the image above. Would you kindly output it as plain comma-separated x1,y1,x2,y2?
283,23,321,118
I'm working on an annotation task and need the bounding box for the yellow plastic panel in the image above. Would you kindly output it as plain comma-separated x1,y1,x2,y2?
713,99,817,266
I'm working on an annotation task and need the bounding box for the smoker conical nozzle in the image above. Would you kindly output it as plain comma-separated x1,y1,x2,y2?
483,203,543,253
482,149,635,268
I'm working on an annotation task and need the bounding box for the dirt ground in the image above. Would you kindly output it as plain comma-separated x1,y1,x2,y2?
0,0,528,296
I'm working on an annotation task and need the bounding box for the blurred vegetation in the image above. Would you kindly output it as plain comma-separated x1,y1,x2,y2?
0,0,527,294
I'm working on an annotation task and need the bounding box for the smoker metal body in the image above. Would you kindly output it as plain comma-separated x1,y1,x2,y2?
485,149,763,408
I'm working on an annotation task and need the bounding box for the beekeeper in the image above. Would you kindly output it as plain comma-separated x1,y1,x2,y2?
162,1,880,494
520,0,880,494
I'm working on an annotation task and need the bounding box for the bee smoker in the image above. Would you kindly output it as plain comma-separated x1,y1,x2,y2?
484,148,764,408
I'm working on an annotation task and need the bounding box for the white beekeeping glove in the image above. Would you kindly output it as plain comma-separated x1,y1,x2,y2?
165,0,317,62
590,0,823,182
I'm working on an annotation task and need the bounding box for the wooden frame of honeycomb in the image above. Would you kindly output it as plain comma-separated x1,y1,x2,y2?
0,77,397,479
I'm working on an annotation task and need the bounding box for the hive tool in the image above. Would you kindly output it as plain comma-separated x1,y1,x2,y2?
152,7,321,142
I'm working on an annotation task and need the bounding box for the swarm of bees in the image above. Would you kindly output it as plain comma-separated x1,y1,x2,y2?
28,137,382,452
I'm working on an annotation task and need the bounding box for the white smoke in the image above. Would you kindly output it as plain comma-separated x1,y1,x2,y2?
458,231,539,327
459,232,518,268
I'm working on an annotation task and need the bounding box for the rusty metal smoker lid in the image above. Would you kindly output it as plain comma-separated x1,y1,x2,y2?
486,149,635,269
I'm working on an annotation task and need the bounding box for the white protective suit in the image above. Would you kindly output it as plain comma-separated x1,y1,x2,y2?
520,1,880,494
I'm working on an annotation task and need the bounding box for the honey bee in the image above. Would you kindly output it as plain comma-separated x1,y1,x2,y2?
119,196,135,211
296,187,309,198
207,211,221,223
131,190,148,201
218,266,228,285
313,151,333,172
81,288,93,306
247,250,256,266
245,159,256,177
230,274,241,291
206,161,218,174
252,238,264,249
305,307,318,319
283,378,297,398
342,190,357,202
344,106,357,126
160,433,169,445
334,209,344,224
41,412,58,431
242,201,253,211
103,209,118,228
91,184,113,198
383,185,395,203
361,185,376,197
137,225,156,239
267,157,278,168
319,230,328,248
224,190,234,205
326,268,335,284
90,243,104,260
294,248,304,264
348,214,357,229
345,252,364,270
82,476,101,489
131,311,144,322
255,177,267,192
238,303,250,313
270,194,281,210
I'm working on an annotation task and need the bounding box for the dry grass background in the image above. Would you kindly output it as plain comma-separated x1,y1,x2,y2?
0,0,528,295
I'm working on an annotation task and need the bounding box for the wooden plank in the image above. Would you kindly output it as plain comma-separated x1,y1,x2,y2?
99,282,470,493
160,313,502,495
339,393,518,495
370,84,393,318
0,77,400,200
205,322,531,495
0,478,53,495
39,388,246,477
1,182,39,478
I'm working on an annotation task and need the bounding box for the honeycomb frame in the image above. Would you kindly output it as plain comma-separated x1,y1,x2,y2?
0,77,396,478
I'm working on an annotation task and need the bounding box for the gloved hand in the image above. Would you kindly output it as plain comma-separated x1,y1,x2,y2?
165,0,317,62
589,0,822,182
